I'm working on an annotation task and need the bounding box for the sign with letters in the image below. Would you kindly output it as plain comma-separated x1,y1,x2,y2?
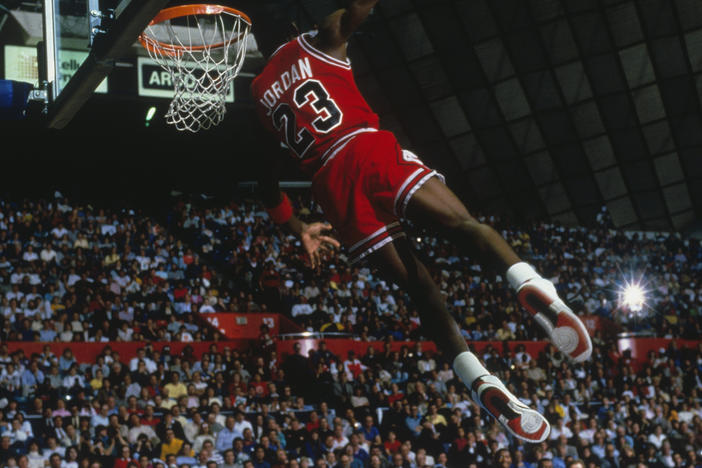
137,57,235,102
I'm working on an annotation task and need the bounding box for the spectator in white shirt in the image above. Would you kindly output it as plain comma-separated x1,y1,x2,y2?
42,436,66,460
91,404,110,429
549,417,573,441
232,411,253,440
40,244,57,263
27,441,45,468
8,418,31,444
291,296,314,318
61,446,79,468
6,285,24,302
129,348,157,374
61,365,85,390
647,424,667,449
22,245,38,263
51,224,68,239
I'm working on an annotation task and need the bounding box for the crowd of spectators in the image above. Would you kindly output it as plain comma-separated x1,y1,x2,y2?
171,192,702,342
0,194,228,344
0,335,701,468
0,192,701,468
1,191,700,345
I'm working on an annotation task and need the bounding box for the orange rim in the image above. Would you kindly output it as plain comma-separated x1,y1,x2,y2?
138,4,252,56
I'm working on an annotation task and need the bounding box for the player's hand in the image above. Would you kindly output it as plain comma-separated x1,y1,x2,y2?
300,222,340,270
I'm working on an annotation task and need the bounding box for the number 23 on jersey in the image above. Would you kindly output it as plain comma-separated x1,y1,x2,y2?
271,79,343,158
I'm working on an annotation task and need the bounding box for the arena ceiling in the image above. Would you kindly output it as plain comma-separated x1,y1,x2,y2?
2,0,702,233
290,0,702,233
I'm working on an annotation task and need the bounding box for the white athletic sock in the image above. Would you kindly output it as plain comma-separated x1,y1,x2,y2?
452,351,490,389
506,262,539,290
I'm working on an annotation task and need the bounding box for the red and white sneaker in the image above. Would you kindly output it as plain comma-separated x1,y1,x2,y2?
472,374,550,443
517,277,593,363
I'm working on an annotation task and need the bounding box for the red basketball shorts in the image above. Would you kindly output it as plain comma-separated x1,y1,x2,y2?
311,129,443,264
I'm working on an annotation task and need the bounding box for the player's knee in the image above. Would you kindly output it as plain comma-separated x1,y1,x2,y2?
444,215,500,248
441,210,478,233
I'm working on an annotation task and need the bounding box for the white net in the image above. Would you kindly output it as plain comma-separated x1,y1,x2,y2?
140,6,251,132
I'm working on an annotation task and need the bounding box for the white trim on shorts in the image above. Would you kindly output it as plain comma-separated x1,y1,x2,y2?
348,222,401,252
350,231,406,265
347,166,444,264
348,222,405,265
399,170,441,217
393,168,425,216
393,168,444,218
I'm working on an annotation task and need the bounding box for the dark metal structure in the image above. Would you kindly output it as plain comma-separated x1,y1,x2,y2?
335,0,702,231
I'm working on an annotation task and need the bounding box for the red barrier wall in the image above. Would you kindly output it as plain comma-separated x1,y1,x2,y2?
617,338,700,364
6,338,699,367
581,315,620,336
276,339,550,361
5,341,253,362
5,339,549,363
200,313,302,339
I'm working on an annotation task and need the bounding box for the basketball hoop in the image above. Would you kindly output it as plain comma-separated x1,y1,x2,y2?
138,4,251,132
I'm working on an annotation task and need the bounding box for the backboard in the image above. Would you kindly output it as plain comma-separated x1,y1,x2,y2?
42,0,93,101
41,0,170,128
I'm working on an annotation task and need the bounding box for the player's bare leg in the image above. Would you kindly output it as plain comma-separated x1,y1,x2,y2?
367,237,549,443
406,177,592,363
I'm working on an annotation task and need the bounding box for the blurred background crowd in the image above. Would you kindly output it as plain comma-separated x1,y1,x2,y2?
0,192,700,468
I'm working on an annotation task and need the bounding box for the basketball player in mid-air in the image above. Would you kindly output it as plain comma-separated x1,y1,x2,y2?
245,0,592,443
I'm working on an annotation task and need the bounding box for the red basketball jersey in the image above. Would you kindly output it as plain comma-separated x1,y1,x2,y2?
251,32,380,175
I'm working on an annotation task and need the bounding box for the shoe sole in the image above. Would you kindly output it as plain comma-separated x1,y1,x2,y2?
474,379,550,443
518,286,593,363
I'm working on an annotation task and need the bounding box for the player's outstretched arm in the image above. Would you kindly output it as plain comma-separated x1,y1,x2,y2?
256,135,340,270
317,0,380,57
264,191,340,270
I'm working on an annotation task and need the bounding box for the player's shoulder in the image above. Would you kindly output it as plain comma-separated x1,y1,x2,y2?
251,40,295,88
297,31,351,70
